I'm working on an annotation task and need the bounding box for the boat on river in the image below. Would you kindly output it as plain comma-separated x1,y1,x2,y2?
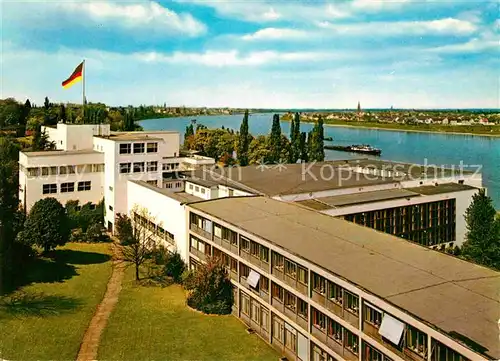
324,144,382,156
322,136,333,141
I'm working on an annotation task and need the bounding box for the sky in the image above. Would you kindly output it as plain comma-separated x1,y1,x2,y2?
1,0,499,108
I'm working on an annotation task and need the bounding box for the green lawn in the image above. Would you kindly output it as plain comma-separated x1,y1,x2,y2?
98,267,279,361
0,242,112,361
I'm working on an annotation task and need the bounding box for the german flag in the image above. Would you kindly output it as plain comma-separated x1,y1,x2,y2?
62,61,84,89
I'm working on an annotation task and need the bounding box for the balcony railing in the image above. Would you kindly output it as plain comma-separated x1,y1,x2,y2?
213,235,222,246
311,325,327,343
271,298,284,313
272,267,284,281
190,224,211,240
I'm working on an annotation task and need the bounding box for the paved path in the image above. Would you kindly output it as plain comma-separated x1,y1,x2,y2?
76,242,125,361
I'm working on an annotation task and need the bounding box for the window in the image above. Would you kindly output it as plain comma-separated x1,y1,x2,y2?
284,291,296,311
195,186,200,192
364,303,382,328
273,252,284,272
312,272,326,294
298,266,308,285
241,237,250,252
146,180,158,186
60,182,74,193
250,241,259,257
431,340,469,361
49,166,58,175
328,282,343,305
119,143,131,154
272,283,284,302
297,298,308,319
261,307,269,331
42,184,57,194
312,344,327,361
406,325,427,357
147,161,158,172
312,308,326,331
240,263,250,278
240,292,250,316
228,189,234,196
93,164,104,172
285,325,297,352
28,167,40,176
147,142,158,153
273,316,284,343
189,184,193,190
364,342,383,361
201,188,206,194
133,143,144,153
260,276,269,293
284,259,297,278
133,162,144,173
77,181,91,191
41,167,49,176
260,246,269,263
328,319,343,344
345,329,359,355
230,258,238,272
251,300,260,324
345,291,359,315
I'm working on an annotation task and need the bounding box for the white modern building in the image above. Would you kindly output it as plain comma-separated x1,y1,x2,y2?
19,123,215,232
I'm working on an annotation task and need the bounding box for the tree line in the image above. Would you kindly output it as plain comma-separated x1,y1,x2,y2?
184,111,325,166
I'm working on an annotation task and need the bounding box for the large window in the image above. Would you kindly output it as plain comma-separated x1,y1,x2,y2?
147,161,158,172
297,266,308,285
147,142,158,153
260,276,269,293
222,227,237,245
328,281,343,305
119,143,131,154
284,291,296,311
328,318,343,344
77,181,91,191
363,303,382,328
240,263,250,278
284,325,297,353
284,259,297,278
312,272,326,294
431,340,469,361
260,245,269,263
42,184,57,194
250,241,259,257
119,163,131,174
272,252,284,272
312,344,327,361
312,308,326,331
363,342,383,361
272,283,284,302
261,307,269,331
59,166,75,175
345,291,359,315
60,182,74,193
133,162,145,173
133,143,145,153
406,325,427,357
297,298,308,319
345,329,359,355
273,316,284,343
240,292,250,316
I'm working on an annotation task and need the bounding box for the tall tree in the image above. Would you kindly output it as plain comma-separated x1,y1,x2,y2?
268,113,282,163
308,118,325,162
299,131,308,162
462,190,500,270
16,99,31,137
238,110,250,166
19,198,70,253
59,104,67,124
289,112,301,163
0,137,21,294
306,131,313,161
116,209,158,281
183,124,194,148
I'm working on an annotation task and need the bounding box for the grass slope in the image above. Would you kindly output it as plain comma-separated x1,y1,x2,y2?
0,243,112,361
99,268,278,361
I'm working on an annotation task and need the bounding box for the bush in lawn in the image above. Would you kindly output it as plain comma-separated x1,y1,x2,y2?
181,269,195,289
164,251,186,283
83,223,110,243
185,257,233,315
19,198,70,253
151,245,169,265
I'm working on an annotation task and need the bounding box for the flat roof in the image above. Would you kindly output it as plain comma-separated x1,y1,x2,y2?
95,131,178,141
189,197,499,359
313,188,420,208
22,149,101,157
407,183,478,195
329,159,475,177
193,162,398,196
129,180,202,203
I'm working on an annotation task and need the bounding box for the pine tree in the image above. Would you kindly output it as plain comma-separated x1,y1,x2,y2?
289,112,301,163
306,130,314,161
268,113,282,163
462,190,500,270
238,110,250,166
316,116,325,161
60,104,67,123
299,132,308,162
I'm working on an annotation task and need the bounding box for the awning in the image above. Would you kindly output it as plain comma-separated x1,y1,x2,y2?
379,314,405,345
247,270,261,288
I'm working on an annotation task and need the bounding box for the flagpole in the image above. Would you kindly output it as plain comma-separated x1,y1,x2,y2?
82,59,86,124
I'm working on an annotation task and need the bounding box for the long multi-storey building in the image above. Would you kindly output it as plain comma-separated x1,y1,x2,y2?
184,196,498,361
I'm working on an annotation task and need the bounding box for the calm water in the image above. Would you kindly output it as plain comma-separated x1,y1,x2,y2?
140,113,500,208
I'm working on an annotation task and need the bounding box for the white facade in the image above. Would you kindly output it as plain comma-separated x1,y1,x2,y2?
20,124,215,231
19,150,104,211
127,181,190,260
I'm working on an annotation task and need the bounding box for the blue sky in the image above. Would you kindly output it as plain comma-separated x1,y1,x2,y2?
1,0,499,108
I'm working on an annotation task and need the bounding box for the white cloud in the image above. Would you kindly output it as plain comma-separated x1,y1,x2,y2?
4,0,206,37
262,7,281,21
318,18,478,36
135,50,333,67
241,28,309,41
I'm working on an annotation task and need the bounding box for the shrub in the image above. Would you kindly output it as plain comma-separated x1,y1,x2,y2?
181,269,195,289
164,251,186,283
151,245,169,265
83,224,109,243
185,257,233,315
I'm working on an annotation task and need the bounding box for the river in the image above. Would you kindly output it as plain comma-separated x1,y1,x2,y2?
140,113,500,208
